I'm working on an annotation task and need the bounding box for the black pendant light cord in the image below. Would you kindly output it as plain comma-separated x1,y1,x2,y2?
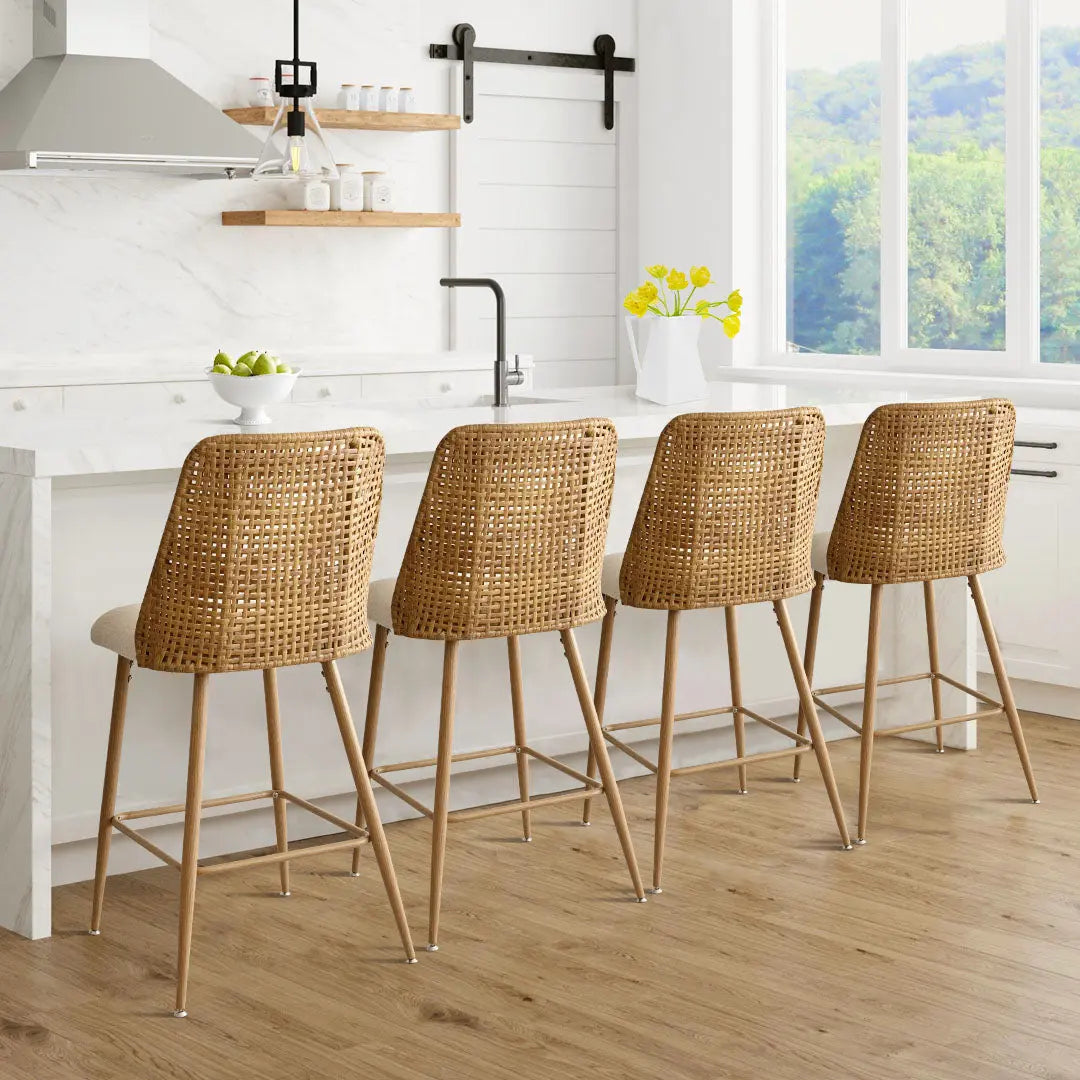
285,0,305,138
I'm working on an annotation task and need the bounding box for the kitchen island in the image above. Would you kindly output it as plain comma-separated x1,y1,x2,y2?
0,378,985,939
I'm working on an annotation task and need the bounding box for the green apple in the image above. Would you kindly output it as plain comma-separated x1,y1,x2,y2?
232,362,253,377
213,350,233,369
212,363,232,375
252,353,278,376
276,363,293,374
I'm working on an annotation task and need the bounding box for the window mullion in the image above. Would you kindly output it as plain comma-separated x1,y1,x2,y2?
881,0,908,365
1006,0,1041,368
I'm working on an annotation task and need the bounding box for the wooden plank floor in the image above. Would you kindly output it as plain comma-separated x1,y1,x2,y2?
1,714,1077,1079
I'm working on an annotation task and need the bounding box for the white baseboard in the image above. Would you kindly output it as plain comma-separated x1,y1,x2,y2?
981,673,1080,721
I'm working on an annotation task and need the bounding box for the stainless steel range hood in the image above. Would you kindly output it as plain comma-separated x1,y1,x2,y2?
0,0,263,177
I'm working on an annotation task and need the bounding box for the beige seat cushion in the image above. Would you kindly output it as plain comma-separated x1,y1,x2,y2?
811,531,831,578
367,577,397,629
602,551,623,600
90,603,141,661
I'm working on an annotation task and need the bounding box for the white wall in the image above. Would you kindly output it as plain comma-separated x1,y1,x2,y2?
0,0,636,370
637,0,763,372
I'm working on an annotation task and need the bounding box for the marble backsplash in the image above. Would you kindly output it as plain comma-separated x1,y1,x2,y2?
0,0,635,368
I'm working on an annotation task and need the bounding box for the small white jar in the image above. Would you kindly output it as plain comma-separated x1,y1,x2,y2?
249,77,273,107
397,87,415,113
378,86,397,112
330,164,364,211
338,83,360,110
362,170,394,212
289,179,331,212
359,84,377,111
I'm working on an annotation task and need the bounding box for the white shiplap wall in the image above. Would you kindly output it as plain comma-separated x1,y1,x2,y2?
452,68,636,387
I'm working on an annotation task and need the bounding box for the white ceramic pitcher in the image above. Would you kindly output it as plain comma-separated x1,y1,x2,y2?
625,314,708,405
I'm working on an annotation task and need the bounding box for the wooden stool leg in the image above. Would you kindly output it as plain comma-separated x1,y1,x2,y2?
174,673,210,1018
262,669,290,897
582,597,617,826
322,660,417,964
774,600,852,850
508,636,532,842
725,607,748,794
923,581,946,753
428,640,459,950
794,573,825,781
857,585,884,845
969,576,1040,804
562,628,646,901
89,656,132,934
652,611,680,892
353,625,389,876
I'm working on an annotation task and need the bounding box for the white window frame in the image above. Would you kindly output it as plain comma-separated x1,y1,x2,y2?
764,0,1074,379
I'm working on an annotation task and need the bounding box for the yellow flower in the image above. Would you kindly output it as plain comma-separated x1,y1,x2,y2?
695,299,711,318
690,265,712,288
623,291,649,317
646,264,669,280
727,289,743,313
637,281,659,303
722,314,741,339
667,269,688,291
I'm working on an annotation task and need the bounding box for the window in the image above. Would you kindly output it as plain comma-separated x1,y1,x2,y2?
775,0,1080,372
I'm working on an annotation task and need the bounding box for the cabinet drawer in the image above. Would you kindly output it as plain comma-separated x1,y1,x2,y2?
1012,425,1080,466
363,370,492,401
0,387,64,415
63,381,226,415
290,375,366,403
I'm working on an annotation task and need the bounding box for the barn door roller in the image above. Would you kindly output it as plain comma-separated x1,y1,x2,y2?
429,24,636,131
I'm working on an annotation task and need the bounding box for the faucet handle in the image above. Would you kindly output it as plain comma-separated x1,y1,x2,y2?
510,353,528,386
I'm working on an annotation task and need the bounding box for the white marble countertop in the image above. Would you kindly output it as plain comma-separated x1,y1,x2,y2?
1,375,1076,479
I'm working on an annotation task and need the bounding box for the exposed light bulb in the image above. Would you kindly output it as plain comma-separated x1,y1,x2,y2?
286,134,309,175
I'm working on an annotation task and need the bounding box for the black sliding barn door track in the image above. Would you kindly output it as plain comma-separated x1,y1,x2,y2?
429,24,636,130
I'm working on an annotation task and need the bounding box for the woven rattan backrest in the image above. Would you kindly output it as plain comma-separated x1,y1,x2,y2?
619,409,826,610
135,428,384,673
391,419,618,640
827,399,1015,585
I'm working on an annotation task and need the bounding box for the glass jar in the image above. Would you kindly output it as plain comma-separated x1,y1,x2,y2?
362,171,394,212
359,85,377,111
338,83,360,110
249,77,273,107
378,86,397,112
397,87,415,113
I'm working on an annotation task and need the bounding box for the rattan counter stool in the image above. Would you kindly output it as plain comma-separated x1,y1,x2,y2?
88,429,416,1018
355,419,646,952
581,409,853,895
793,399,1039,846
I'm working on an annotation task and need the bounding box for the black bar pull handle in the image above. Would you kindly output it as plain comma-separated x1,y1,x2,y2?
594,34,616,130
454,22,477,124
1011,468,1059,479
1014,440,1059,450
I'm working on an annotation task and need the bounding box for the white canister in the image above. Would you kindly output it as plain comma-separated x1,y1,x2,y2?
359,84,377,111
397,87,415,113
289,179,331,212
338,83,360,110
362,171,394,212
330,165,364,211
249,77,273,107
378,86,397,112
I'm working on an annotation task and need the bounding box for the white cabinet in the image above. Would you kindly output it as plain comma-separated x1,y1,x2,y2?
979,428,1080,688
0,387,63,415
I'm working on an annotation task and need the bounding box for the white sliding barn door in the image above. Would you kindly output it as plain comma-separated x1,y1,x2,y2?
450,66,637,388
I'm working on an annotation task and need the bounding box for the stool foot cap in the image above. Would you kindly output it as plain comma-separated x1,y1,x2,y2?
737,789,749,796
635,895,649,903
279,891,291,897
934,748,946,754
172,1010,188,1019
349,872,361,878
426,943,439,952
647,887,662,895
843,844,854,851
88,929,101,936
1033,798,1041,805
791,777,801,783
580,821,592,827
405,957,419,965
520,836,532,843
855,838,867,846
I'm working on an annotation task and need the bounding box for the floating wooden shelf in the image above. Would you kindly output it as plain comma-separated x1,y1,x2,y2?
224,107,460,131
221,210,461,228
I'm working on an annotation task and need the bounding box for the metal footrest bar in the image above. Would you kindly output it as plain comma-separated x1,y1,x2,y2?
602,731,659,773
671,744,813,778
605,705,736,734
372,743,602,824
109,788,371,877
812,671,1006,742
